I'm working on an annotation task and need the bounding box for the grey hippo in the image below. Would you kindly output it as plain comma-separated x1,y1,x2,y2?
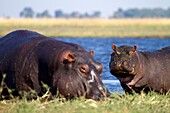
110,44,170,94
0,30,110,100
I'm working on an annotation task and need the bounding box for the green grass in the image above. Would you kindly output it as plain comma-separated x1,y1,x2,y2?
0,18,170,38
0,92,170,113
0,75,169,113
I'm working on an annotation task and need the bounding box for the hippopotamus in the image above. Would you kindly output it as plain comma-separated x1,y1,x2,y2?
0,30,110,100
109,44,170,94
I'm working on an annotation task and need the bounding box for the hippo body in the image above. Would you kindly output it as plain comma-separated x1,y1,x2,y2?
0,30,109,100
109,45,170,94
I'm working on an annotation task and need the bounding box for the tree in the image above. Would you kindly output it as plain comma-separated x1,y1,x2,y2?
111,7,170,18
166,8,170,17
54,10,64,18
91,11,101,18
81,12,90,18
36,10,52,18
20,7,34,18
124,8,140,18
70,11,81,18
112,8,125,18
152,8,166,18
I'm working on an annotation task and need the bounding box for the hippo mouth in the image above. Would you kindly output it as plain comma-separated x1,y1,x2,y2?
117,74,134,84
109,60,135,75
110,67,135,75
110,69,135,84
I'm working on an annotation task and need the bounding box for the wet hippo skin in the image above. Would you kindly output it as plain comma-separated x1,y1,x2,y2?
0,30,110,100
110,44,170,94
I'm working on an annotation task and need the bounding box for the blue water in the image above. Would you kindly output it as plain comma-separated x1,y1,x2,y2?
56,37,170,92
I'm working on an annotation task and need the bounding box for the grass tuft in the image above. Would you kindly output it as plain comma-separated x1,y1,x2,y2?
0,92,169,113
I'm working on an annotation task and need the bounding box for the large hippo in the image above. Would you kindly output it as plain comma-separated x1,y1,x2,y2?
0,30,109,100
109,44,170,94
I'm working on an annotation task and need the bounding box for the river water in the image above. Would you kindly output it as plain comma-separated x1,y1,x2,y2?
56,37,170,93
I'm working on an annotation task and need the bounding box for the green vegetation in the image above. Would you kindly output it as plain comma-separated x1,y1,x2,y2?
19,7,170,18
0,92,170,113
112,8,170,18
0,18,170,38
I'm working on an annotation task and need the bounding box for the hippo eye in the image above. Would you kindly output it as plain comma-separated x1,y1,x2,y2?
79,64,90,75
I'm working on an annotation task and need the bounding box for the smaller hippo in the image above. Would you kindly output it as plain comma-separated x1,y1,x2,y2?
109,44,170,94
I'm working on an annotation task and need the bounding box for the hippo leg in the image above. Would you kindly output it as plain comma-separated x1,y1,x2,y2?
15,57,41,97
127,73,143,86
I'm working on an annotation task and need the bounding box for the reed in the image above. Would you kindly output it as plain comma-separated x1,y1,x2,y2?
0,18,170,38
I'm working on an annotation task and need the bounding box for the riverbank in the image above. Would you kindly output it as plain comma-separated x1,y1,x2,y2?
1,92,169,113
0,18,170,38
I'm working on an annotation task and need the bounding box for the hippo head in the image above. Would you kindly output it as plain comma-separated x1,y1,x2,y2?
109,44,140,85
52,49,110,100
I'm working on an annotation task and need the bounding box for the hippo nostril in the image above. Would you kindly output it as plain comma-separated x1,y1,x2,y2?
111,61,122,68
123,61,127,65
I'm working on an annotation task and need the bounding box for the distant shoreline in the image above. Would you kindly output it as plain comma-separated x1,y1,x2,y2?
0,18,170,38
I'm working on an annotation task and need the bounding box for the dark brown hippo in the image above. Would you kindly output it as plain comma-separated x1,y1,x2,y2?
0,30,110,100
109,44,170,94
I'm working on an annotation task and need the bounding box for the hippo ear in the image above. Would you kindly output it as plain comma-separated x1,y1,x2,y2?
133,45,137,52
112,44,120,55
62,51,75,63
112,44,117,51
89,50,94,56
